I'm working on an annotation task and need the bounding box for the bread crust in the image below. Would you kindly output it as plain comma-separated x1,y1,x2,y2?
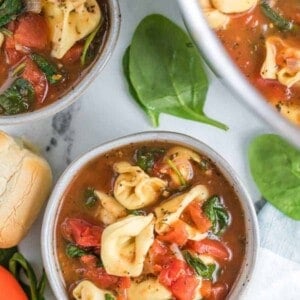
0,131,52,248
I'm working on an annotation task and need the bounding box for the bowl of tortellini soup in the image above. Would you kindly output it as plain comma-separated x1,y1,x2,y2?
0,0,120,124
42,131,258,300
178,0,300,148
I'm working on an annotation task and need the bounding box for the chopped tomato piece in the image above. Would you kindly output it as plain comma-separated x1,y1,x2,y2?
80,254,97,265
4,36,24,66
188,201,212,233
171,275,199,300
158,220,188,246
14,13,49,51
61,218,103,248
200,280,212,298
62,43,84,64
187,239,231,261
22,58,48,103
210,283,229,300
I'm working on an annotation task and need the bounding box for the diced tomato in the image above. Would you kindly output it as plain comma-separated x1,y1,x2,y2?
117,277,131,290
80,254,97,266
62,43,84,64
61,218,103,248
171,275,199,300
187,239,231,261
158,220,188,246
4,35,24,66
14,13,49,51
188,201,212,233
22,57,48,103
200,280,212,298
210,283,229,300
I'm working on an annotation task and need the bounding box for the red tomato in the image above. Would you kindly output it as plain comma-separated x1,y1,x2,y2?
0,266,28,300
187,239,231,261
61,218,103,247
4,35,24,66
62,43,84,64
200,280,212,298
171,275,199,300
22,58,48,103
14,13,49,51
210,283,229,300
188,201,212,233
158,220,188,246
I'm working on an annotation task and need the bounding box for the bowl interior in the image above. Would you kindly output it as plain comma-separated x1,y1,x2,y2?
42,131,259,299
0,0,121,125
177,0,300,148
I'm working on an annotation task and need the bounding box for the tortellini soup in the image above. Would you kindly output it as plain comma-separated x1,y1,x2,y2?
56,142,246,300
200,0,300,125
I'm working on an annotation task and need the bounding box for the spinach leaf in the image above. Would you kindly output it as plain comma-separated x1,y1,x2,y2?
203,195,229,235
260,1,297,32
66,244,89,258
0,78,34,115
105,294,115,300
128,209,146,216
166,158,186,186
84,187,99,207
9,252,46,300
124,14,228,130
0,247,18,268
248,134,300,220
135,146,165,171
0,0,23,28
31,53,62,84
183,251,216,279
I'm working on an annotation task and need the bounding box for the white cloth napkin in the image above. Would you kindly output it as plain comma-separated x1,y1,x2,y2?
242,204,300,300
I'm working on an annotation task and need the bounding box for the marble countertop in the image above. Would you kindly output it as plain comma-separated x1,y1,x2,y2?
1,0,273,298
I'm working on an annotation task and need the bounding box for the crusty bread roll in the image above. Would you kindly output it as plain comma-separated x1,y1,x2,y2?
0,131,52,248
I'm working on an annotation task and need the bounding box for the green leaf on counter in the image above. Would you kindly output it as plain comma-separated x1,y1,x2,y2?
123,14,228,130
248,134,300,220
0,247,18,268
9,252,46,300
0,0,23,28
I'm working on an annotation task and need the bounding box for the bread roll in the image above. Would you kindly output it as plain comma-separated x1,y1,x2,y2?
0,131,52,248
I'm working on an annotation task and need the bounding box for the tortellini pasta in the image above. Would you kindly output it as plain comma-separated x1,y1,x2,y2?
155,185,209,240
73,280,114,300
42,0,101,59
94,191,127,225
113,162,166,210
211,0,257,13
101,214,154,277
279,103,300,125
128,278,172,300
261,36,300,88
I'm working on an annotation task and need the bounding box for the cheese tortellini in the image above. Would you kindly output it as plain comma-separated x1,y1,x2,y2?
199,0,257,29
113,162,166,210
42,0,101,59
155,185,209,240
128,278,172,300
261,36,300,88
73,280,114,300
101,214,154,277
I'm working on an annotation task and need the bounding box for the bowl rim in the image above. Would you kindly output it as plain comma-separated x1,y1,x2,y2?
41,131,259,299
0,0,121,125
177,0,300,148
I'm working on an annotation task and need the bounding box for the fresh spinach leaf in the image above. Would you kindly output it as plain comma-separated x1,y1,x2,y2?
0,247,18,268
135,146,165,171
124,14,227,130
183,251,216,280
105,294,115,300
9,252,46,300
0,0,23,28
0,78,34,115
128,209,146,216
84,187,99,207
66,244,89,258
31,53,62,84
203,195,229,235
248,134,300,220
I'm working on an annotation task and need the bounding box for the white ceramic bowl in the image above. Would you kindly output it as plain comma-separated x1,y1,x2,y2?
0,0,120,125
42,131,259,299
178,0,300,148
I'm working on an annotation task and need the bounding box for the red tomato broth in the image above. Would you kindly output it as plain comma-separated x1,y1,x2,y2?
55,142,246,299
0,0,110,114
216,0,300,123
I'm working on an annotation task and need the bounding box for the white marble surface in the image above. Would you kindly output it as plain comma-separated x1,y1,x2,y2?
1,0,274,298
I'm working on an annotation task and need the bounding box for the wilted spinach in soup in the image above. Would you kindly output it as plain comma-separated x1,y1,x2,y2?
200,0,300,125
0,0,109,115
56,142,246,300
